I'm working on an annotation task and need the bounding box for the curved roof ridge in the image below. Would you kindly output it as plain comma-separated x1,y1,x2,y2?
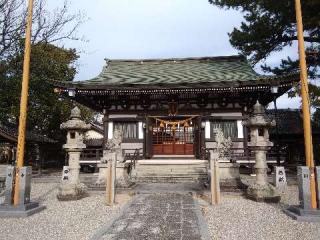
104,55,246,63
52,54,300,90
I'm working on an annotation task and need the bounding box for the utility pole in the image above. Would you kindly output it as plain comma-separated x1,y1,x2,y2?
13,0,34,206
295,0,317,209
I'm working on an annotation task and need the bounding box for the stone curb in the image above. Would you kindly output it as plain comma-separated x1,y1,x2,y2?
90,194,139,240
193,198,211,240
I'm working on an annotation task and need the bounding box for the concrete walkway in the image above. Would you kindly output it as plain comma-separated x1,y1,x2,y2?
92,191,210,240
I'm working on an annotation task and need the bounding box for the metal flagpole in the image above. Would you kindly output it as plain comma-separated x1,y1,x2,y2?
13,0,34,206
294,0,317,209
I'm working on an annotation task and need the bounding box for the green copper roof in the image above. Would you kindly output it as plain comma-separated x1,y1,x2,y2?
55,55,299,90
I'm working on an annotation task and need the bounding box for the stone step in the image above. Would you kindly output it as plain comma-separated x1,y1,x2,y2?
137,160,207,165
135,167,207,175
135,176,207,183
152,155,195,158
136,174,208,179
133,161,208,183
137,171,207,176
136,166,207,170
137,171,208,176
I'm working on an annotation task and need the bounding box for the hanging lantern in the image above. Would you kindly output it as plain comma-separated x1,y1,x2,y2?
159,121,165,128
172,124,176,131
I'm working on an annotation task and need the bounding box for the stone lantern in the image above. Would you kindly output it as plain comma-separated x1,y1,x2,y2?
57,106,91,201
243,101,280,202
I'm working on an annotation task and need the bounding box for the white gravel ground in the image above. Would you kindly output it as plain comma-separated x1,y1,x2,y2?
2,181,320,240
0,183,130,240
203,186,320,240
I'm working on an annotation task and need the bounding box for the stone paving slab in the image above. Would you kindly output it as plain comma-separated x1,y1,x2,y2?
93,193,209,240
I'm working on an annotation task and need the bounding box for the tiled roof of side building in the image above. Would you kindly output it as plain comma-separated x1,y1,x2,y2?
267,109,320,135
0,123,56,144
54,55,300,89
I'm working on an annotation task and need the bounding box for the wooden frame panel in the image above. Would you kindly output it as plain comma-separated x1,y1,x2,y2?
151,116,195,155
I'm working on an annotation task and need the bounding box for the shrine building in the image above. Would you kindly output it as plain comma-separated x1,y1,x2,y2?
53,55,299,179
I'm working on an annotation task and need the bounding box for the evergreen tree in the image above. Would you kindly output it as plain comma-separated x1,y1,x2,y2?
0,43,92,142
209,0,320,106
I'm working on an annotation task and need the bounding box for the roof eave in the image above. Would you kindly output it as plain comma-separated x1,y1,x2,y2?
52,73,300,91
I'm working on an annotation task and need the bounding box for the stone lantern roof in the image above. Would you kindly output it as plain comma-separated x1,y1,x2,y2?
70,106,81,119
253,101,266,115
60,106,91,131
245,101,276,128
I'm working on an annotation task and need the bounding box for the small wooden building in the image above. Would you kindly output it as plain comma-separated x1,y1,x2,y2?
267,109,320,167
0,122,58,169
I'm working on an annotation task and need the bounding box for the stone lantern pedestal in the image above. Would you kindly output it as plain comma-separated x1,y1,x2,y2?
244,101,280,203
57,107,91,201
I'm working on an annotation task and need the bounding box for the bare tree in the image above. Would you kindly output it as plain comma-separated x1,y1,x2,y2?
0,0,85,60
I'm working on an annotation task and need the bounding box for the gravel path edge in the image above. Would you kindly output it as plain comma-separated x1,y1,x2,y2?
193,198,211,240
90,194,138,240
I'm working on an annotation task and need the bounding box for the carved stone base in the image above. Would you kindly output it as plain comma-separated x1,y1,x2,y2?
219,163,246,191
219,162,240,180
246,183,280,203
220,179,247,191
284,206,320,222
95,163,108,185
205,162,246,191
57,183,88,201
116,162,134,188
0,202,46,218
95,163,133,188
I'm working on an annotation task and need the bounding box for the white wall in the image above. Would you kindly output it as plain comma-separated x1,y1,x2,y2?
205,121,210,139
108,122,113,139
85,130,103,139
237,120,244,139
138,122,144,139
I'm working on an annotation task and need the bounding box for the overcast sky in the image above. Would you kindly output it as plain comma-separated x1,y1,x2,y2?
48,0,301,109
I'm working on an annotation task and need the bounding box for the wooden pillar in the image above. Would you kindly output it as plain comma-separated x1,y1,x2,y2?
143,120,147,158
145,117,153,159
106,153,116,206
103,113,109,149
210,150,220,205
200,121,205,156
243,126,249,162
13,0,34,206
194,117,202,159
295,0,317,209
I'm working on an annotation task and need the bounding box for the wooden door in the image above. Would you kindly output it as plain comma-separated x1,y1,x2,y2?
152,117,194,155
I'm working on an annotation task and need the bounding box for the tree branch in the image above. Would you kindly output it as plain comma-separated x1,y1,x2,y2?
0,0,84,59
281,35,320,43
